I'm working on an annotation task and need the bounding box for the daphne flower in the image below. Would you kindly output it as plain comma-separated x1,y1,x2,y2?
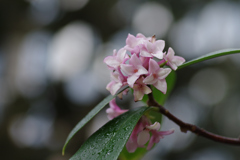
164,47,185,70
147,128,174,150
133,77,151,101
104,48,129,70
126,117,174,153
121,54,148,87
143,59,171,94
106,71,124,95
124,33,149,54
137,122,160,147
106,99,128,120
126,116,149,152
140,40,165,59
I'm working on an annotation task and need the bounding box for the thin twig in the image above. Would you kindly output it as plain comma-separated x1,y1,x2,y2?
147,92,240,145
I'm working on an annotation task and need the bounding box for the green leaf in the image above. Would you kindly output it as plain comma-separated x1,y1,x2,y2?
62,86,128,155
70,107,151,160
177,49,240,70
119,147,147,160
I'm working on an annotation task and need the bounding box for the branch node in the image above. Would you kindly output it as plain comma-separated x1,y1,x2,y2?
180,127,188,133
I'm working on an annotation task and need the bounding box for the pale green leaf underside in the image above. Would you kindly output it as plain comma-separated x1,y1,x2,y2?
177,49,240,70
70,107,151,160
62,86,128,155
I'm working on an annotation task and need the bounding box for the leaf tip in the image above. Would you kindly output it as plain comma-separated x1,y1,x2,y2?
62,146,66,156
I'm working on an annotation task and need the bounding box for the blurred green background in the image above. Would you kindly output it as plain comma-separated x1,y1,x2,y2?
1,0,240,159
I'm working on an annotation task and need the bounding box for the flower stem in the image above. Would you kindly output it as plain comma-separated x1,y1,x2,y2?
147,92,240,145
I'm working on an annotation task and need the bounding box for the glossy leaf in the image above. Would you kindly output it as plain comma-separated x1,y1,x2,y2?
119,147,147,160
62,86,128,155
70,107,151,160
177,49,240,70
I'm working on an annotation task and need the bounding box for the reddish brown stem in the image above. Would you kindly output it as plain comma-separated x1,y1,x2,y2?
147,93,240,145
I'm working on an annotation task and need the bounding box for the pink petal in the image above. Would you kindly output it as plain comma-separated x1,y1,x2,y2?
126,138,138,153
142,85,152,94
133,89,144,101
126,34,137,48
136,33,147,39
143,74,158,85
157,129,175,136
169,56,185,70
129,54,142,66
164,47,185,70
104,56,120,69
146,41,154,53
166,47,175,59
146,135,158,150
127,75,139,87
135,65,148,76
137,130,150,146
153,79,167,94
121,64,134,75
106,99,128,120
152,50,163,59
172,56,185,66
149,59,160,74
133,78,152,101
109,98,118,109
133,85,151,101
157,68,171,79
154,40,165,52
117,48,128,62
106,81,122,95
140,50,152,57
147,132,160,150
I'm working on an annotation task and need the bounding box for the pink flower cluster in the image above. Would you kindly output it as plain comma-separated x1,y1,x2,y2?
104,33,185,101
107,99,174,152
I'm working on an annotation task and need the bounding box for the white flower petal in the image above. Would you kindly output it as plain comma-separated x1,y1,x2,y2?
149,59,160,74
146,122,161,130
154,79,167,94
136,65,148,76
133,88,144,101
140,50,152,57
137,130,150,146
130,54,142,66
157,68,171,79
104,56,120,68
121,64,134,75
143,74,157,84
127,75,139,87
152,50,163,59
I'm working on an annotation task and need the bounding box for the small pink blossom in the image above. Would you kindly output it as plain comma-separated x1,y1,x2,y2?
140,40,165,59
126,116,149,152
126,117,174,153
121,54,148,87
106,71,124,95
164,47,185,70
143,59,171,94
106,99,128,120
104,48,129,70
133,77,151,101
147,128,174,150
124,33,150,54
